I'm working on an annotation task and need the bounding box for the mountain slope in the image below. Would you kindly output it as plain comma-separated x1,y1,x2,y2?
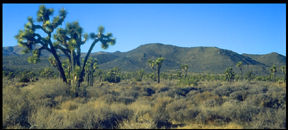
98,43,267,73
243,52,286,67
2,43,286,74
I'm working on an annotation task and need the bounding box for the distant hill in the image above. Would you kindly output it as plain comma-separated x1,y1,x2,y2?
3,45,26,56
243,52,286,67
2,43,286,74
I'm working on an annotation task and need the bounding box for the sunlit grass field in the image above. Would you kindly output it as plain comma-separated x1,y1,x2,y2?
3,77,286,129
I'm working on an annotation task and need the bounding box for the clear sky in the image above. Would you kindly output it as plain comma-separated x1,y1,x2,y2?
2,3,286,56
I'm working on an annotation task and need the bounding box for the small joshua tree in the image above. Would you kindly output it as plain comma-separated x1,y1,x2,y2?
15,5,115,97
105,67,121,83
180,64,189,79
148,57,165,83
148,59,157,81
85,58,98,86
224,67,235,82
270,64,277,81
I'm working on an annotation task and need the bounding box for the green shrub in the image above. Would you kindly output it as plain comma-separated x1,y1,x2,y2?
224,67,235,82
104,67,121,83
40,67,57,78
18,71,37,83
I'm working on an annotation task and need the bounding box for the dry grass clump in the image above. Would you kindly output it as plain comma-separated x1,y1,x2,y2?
28,98,133,129
3,86,30,128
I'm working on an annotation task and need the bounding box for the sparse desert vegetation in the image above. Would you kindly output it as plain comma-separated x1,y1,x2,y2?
2,74,286,129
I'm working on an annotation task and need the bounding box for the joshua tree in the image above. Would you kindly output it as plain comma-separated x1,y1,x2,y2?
224,67,235,82
15,5,115,97
155,57,165,83
105,67,121,83
236,61,243,79
280,66,286,82
180,64,189,79
270,64,277,81
148,59,157,81
148,57,164,83
85,58,98,86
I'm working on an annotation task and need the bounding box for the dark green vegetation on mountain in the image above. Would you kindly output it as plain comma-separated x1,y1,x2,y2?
3,43,286,75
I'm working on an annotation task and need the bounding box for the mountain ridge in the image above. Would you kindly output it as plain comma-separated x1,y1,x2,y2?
3,43,286,74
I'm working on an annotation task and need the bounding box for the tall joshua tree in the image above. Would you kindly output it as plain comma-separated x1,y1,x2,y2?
148,57,164,83
270,64,277,81
155,57,165,83
15,5,115,97
181,64,189,79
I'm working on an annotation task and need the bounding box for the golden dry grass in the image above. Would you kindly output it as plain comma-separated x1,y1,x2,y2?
176,122,243,129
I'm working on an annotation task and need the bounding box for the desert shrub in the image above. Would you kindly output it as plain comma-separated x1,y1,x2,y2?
234,103,260,123
23,79,70,112
104,67,121,83
247,84,268,95
40,67,57,78
213,85,235,97
244,85,286,110
29,99,133,129
158,87,170,93
150,97,173,129
3,86,30,128
119,99,154,129
190,91,220,106
18,75,31,83
123,88,140,99
177,87,199,97
3,70,16,80
18,71,38,83
86,86,110,98
143,87,155,96
229,91,248,101
166,99,200,122
134,69,145,81
203,97,224,107
179,78,199,86
219,100,260,125
250,108,286,129
26,79,69,99
195,109,231,125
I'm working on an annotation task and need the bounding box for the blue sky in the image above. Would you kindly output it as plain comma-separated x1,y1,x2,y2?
2,3,286,56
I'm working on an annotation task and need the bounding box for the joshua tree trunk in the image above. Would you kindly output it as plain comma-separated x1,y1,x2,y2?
49,43,67,83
